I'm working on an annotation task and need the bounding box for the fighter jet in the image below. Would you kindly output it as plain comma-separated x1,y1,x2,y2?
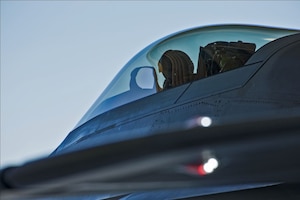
1,24,300,200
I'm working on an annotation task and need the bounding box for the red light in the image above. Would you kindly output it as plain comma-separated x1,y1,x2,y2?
197,164,207,176
186,157,219,176
186,164,207,176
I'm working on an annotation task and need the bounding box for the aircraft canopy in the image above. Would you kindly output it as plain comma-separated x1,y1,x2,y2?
76,25,298,128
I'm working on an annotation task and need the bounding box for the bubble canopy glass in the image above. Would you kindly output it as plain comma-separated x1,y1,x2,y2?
75,25,298,128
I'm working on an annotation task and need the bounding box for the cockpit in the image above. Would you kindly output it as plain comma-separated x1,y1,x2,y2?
75,25,299,128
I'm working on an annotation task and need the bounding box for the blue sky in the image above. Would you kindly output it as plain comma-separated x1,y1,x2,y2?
1,1,299,167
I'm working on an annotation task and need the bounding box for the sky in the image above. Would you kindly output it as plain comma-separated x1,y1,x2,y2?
1,1,300,168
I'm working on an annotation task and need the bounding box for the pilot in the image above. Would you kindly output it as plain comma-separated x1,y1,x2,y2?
158,50,194,90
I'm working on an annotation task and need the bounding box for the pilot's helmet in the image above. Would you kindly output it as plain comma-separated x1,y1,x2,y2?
158,50,194,89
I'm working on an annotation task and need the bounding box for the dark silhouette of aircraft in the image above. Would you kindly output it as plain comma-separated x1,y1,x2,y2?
1,24,300,199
